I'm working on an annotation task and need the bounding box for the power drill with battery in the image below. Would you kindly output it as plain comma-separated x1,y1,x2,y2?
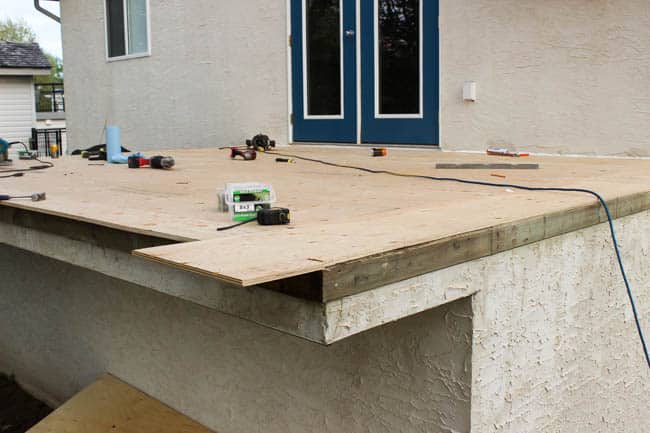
128,155,175,169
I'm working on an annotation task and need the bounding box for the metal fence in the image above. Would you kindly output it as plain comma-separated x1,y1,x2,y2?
31,128,66,157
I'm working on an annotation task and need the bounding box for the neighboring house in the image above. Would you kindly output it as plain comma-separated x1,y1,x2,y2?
0,41,51,145
52,0,650,155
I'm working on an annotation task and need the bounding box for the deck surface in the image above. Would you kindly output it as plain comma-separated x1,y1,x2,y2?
2,146,650,296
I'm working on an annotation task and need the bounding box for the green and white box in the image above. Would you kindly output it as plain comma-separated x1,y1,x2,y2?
221,182,277,221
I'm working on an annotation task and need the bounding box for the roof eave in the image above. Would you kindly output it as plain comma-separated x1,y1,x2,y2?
0,67,52,76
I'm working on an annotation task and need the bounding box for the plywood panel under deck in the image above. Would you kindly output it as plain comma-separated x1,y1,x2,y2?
27,375,215,433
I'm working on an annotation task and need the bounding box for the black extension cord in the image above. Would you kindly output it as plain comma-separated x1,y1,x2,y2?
0,142,54,176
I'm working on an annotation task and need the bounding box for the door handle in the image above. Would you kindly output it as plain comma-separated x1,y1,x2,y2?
344,29,355,38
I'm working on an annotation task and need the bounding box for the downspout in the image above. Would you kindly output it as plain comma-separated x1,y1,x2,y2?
34,0,60,23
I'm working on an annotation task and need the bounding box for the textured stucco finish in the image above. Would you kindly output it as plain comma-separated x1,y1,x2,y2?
440,0,650,156
470,211,650,432
60,0,289,151
61,1,650,154
0,245,472,433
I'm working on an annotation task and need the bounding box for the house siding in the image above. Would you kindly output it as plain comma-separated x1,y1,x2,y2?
0,76,35,145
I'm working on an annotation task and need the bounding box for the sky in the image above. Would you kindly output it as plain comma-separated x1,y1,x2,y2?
0,0,62,58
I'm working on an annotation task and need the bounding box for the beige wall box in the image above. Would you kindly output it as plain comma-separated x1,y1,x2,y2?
463,81,477,102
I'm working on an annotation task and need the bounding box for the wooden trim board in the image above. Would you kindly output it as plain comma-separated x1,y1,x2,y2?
321,190,650,300
27,375,215,433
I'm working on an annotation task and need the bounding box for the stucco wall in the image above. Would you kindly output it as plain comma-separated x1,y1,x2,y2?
470,210,650,432
440,0,650,156
0,245,472,433
61,1,650,155
1,211,649,431
60,0,289,152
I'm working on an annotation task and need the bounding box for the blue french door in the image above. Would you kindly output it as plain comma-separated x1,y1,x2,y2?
360,0,438,144
291,0,438,145
291,0,357,143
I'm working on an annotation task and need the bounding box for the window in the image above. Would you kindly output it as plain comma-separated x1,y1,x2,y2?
305,0,343,117
106,0,149,59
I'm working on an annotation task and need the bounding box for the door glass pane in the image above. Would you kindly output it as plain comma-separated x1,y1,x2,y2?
378,0,420,115
127,0,148,55
306,0,342,116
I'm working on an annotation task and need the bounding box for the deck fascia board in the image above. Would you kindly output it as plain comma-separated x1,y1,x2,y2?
303,191,649,301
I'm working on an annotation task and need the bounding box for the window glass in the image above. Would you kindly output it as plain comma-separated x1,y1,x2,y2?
127,0,148,55
106,0,148,58
306,0,342,116
106,0,126,58
378,0,420,115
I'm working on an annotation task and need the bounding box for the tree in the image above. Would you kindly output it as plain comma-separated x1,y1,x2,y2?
0,18,63,83
35,54,63,84
0,18,37,43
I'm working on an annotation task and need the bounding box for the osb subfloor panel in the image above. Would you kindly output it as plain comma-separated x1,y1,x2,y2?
2,146,650,288
27,375,214,433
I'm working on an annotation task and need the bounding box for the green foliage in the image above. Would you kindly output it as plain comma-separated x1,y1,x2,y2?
35,54,64,84
0,18,37,43
0,17,63,84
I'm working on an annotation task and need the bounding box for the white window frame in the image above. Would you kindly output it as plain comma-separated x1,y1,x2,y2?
302,0,345,120
104,0,152,62
374,0,423,119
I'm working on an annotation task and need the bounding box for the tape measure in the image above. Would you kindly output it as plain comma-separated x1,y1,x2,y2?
257,208,290,225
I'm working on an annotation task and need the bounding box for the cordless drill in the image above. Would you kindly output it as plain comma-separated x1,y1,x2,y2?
128,155,175,169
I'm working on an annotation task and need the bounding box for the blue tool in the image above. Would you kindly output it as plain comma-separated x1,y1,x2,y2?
0,137,11,165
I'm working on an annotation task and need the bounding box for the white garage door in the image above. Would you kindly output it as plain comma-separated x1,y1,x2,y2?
0,76,35,144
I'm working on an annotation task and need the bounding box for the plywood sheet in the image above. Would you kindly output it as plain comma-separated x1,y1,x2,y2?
132,190,637,287
3,146,650,291
27,375,215,433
